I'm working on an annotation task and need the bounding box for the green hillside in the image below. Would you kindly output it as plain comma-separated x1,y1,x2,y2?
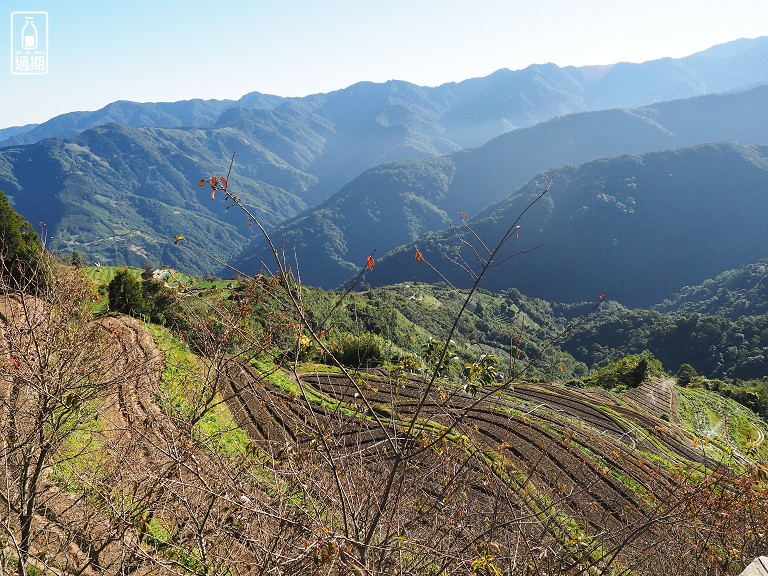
232,84,768,289
5,255,766,575
656,259,768,317
369,142,768,307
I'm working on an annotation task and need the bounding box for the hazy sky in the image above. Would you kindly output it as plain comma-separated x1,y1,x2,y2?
1,0,767,128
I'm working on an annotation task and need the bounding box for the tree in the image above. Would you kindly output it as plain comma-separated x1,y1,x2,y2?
71,250,84,267
107,268,147,316
422,337,460,378
676,362,699,387
586,350,665,389
141,276,181,326
0,191,45,292
464,353,501,395
0,258,147,574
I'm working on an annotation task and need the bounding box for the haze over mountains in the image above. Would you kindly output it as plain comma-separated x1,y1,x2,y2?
2,37,768,300
234,84,768,294
5,36,768,151
369,142,768,307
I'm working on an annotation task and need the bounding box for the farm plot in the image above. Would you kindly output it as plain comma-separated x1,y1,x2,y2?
622,378,680,423
296,372,686,541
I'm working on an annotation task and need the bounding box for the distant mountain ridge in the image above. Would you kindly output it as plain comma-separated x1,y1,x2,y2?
654,259,768,318
4,36,768,153
368,143,768,308
0,123,39,142
2,37,768,275
6,37,768,153
230,83,768,289
0,95,285,148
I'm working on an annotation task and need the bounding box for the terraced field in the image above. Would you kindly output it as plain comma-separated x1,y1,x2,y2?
4,293,766,574
214,360,761,572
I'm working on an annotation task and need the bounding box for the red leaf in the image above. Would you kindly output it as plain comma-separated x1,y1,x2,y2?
367,256,375,270
599,294,606,301
247,219,252,227
198,179,207,187
415,249,423,263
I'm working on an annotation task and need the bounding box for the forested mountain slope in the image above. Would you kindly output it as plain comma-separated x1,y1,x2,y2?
369,143,768,307
232,86,768,288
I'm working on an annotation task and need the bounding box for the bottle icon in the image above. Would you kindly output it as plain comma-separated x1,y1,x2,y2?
22,17,38,50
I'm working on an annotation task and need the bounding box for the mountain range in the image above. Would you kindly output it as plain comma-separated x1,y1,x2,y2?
5,36,768,151
234,83,768,294
1,37,768,284
368,142,768,307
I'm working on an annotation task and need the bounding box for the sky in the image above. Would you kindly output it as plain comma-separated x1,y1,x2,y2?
1,0,767,129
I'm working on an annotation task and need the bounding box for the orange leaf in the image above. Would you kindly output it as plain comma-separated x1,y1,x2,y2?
247,219,252,227
459,210,468,219
198,179,207,187
415,249,423,263
221,177,227,189
210,176,218,189
367,256,374,270
211,189,216,200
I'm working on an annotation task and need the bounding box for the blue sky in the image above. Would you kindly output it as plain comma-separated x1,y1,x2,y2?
1,0,767,128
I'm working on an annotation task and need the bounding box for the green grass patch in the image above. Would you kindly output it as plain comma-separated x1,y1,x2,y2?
81,264,143,285
47,400,106,492
143,517,207,573
196,402,250,456
297,361,343,374
678,387,768,463
147,324,251,456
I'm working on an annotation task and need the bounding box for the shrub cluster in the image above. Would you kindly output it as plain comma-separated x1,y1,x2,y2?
584,350,665,390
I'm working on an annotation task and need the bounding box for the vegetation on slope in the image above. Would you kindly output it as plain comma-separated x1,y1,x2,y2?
2,239,767,575
0,190,47,292
235,86,768,289
370,142,768,306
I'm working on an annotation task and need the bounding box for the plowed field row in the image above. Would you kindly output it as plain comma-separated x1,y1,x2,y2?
102,316,164,430
299,372,696,490
216,365,734,560
299,372,650,533
622,379,678,422
509,384,628,437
